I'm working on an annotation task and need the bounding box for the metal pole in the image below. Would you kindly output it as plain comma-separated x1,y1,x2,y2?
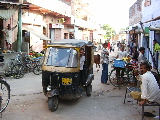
17,5,22,52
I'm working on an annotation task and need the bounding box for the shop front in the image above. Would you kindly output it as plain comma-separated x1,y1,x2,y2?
0,1,30,70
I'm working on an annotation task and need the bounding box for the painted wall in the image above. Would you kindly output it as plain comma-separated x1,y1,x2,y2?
142,0,160,22
141,0,160,69
22,10,65,50
24,0,71,17
129,0,142,26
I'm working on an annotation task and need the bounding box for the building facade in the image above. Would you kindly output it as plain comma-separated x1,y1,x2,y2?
128,0,160,69
0,0,101,53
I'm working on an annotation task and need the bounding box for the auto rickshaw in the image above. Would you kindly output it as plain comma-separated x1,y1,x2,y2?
42,39,94,112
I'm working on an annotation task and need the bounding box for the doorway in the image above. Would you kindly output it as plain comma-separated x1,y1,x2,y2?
64,33,68,39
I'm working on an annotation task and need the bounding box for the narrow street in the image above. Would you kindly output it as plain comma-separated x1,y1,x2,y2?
2,47,159,120
0,0,160,119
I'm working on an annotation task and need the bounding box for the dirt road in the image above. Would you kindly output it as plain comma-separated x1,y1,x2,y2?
2,48,159,120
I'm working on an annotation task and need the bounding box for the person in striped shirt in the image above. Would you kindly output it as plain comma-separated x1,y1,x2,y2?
100,43,109,85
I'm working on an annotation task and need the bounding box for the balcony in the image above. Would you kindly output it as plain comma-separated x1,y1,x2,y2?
74,17,99,30
23,0,71,17
64,16,98,30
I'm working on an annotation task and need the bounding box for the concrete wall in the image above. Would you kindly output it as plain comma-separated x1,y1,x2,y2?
129,0,142,26
22,10,65,50
141,0,160,69
142,0,160,22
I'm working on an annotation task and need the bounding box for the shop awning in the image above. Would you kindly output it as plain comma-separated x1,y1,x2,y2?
24,27,51,40
0,5,20,20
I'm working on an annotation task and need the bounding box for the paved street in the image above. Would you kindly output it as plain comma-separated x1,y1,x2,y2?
2,47,159,120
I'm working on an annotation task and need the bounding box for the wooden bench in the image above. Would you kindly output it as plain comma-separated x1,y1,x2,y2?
124,87,160,120
123,87,141,104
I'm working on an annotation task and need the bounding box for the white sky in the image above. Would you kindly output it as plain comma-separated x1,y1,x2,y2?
88,0,137,32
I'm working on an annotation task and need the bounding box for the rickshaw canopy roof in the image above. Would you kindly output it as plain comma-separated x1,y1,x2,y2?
47,39,94,47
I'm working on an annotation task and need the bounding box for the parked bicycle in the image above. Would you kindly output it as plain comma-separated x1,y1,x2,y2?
109,59,137,88
0,54,25,79
22,55,43,75
0,75,10,115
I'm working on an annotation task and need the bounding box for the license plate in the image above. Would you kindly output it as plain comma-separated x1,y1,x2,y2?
62,78,72,85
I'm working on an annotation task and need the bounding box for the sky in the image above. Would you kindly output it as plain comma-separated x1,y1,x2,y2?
88,0,137,32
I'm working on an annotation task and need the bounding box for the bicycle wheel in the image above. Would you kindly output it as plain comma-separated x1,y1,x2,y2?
11,64,25,79
33,65,42,75
0,77,10,113
109,68,127,87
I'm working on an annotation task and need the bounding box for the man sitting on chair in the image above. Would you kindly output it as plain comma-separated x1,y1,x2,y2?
131,62,160,106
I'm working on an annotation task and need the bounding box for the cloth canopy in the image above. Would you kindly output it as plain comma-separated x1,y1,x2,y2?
24,27,51,40
0,6,20,20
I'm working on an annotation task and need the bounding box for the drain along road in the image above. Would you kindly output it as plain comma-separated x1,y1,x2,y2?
3,49,159,120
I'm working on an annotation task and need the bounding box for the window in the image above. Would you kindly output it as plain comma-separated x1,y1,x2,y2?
137,0,142,11
44,47,78,67
144,0,151,7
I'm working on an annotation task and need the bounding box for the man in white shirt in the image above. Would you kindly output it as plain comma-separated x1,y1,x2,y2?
80,48,85,70
116,45,128,59
116,45,128,77
138,47,148,63
2,24,17,50
131,62,160,106
79,48,85,85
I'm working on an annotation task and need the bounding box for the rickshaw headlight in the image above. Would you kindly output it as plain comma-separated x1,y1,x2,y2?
74,73,78,77
47,86,51,91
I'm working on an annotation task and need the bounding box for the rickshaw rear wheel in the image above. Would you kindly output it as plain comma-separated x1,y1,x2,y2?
86,84,92,96
48,96,58,112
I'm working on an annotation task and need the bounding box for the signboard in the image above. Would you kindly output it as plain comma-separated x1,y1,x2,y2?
49,24,64,29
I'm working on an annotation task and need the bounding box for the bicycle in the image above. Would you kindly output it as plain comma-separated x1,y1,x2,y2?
109,59,137,88
22,55,42,75
32,56,43,75
0,75,10,115
0,54,25,79
33,64,42,75
4,54,25,79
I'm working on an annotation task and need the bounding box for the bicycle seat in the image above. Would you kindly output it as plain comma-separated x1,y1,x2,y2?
10,59,16,60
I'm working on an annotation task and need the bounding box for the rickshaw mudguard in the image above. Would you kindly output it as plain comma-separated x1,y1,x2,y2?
86,74,94,86
47,89,59,97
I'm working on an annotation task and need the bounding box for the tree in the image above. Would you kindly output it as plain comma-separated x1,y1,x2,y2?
102,24,116,40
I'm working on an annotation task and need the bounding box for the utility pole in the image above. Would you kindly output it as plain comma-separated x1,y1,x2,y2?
17,5,22,52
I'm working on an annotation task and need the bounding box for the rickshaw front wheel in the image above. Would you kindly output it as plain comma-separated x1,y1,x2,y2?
86,84,92,96
48,96,58,112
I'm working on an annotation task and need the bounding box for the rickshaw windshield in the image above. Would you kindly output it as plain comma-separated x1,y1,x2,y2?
44,47,78,67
